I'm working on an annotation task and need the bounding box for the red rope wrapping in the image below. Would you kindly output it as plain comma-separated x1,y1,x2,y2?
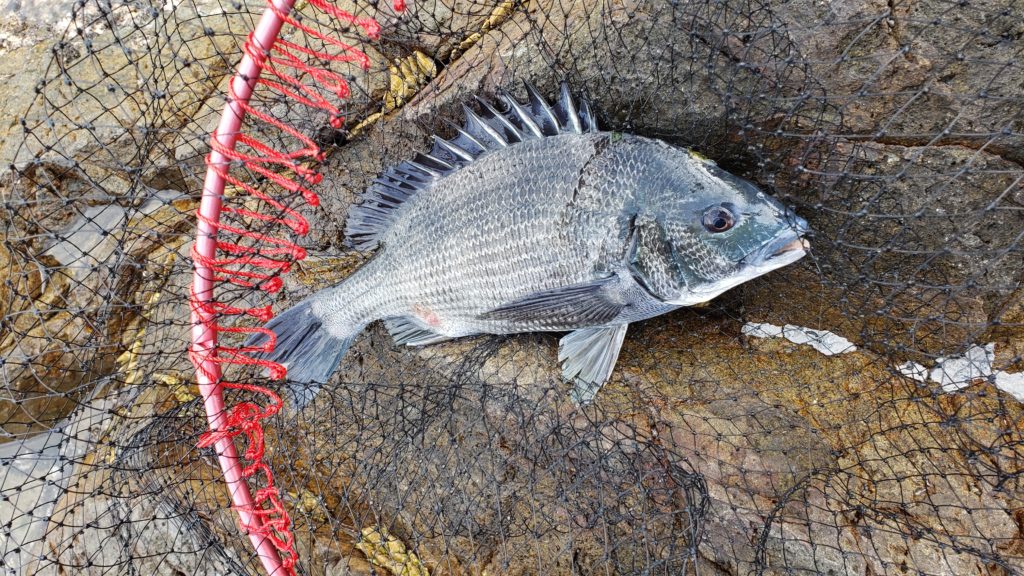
190,1,405,573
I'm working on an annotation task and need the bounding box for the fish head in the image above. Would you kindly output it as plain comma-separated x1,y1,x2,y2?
631,141,809,306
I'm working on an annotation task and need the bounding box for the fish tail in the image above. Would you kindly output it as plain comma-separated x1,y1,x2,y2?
244,298,358,408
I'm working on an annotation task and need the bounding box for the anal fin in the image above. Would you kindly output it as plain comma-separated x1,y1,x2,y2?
559,324,628,406
385,316,452,346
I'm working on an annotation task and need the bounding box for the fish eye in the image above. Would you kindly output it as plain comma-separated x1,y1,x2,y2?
702,204,736,233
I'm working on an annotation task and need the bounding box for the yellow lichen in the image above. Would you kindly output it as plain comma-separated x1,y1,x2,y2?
116,247,179,387
483,0,516,29
383,51,438,111
456,32,483,52
352,50,438,137
286,489,328,523
454,0,517,56
688,149,713,163
352,1,518,136
356,526,430,576
154,373,199,403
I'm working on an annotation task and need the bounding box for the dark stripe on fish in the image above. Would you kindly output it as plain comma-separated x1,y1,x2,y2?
570,133,612,206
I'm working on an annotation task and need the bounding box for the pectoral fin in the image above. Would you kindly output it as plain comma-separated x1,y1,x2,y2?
559,324,628,405
478,277,625,327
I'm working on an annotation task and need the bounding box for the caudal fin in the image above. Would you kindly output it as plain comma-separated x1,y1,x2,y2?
244,299,355,408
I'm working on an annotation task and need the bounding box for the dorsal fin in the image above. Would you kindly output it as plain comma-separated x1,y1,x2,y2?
345,81,599,252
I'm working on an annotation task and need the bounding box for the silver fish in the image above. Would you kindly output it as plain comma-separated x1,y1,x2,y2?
248,81,809,406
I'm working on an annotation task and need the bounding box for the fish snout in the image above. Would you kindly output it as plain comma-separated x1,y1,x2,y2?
783,206,809,235
744,227,809,270
761,232,809,260
770,236,811,258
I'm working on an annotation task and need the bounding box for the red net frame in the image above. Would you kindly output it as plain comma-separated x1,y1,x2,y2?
188,1,402,573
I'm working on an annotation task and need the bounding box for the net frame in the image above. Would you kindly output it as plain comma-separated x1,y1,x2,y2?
188,1,399,573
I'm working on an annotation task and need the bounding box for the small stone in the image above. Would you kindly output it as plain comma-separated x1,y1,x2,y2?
994,371,1024,403
896,361,928,383
742,322,857,356
929,343,994,392
781,324,857,356
741,322,783,339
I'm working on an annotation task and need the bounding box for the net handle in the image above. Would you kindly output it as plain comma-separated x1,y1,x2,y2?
191,0,296,573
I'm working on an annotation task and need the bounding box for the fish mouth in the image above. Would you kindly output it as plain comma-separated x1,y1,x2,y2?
757,233,810,269
669,231,809,306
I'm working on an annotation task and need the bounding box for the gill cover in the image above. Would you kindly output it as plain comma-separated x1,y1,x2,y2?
627,213,686,301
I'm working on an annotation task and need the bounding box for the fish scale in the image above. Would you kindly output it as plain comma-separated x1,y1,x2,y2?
247,81,809,407
383,136,617,324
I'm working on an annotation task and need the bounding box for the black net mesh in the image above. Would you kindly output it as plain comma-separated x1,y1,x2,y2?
2,0,1023,574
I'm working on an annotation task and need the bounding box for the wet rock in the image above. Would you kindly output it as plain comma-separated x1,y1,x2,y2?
789,140,1024,352
394,0,807,150
626,312,1022,575
291,2,1024,570
0,0,263,439
2,0,254,204
0,189,194,438
0,430,75,572
236,302,1023,575
0,378,134,573
774,0,1024,162
0,39,48,163
742,322,858,355
42,189,185,280
0,257,106,438
30,395,259,576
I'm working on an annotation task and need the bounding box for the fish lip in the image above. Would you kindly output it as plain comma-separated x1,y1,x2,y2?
772,237,809,256
760,232,808,260
742,231,809,269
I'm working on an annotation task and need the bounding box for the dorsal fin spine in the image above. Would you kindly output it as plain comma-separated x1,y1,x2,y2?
578,97,597,133
432,135,475,162
475,96,524,143
498,90,545,138
464,104,509,148
412,152,452,173
345,81,599,251
445,121,488,155
557,81,582,133
524,81,560,135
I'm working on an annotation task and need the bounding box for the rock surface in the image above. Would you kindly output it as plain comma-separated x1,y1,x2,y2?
0,0,1021,575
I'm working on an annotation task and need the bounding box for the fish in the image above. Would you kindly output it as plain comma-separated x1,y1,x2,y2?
246,81,809,407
